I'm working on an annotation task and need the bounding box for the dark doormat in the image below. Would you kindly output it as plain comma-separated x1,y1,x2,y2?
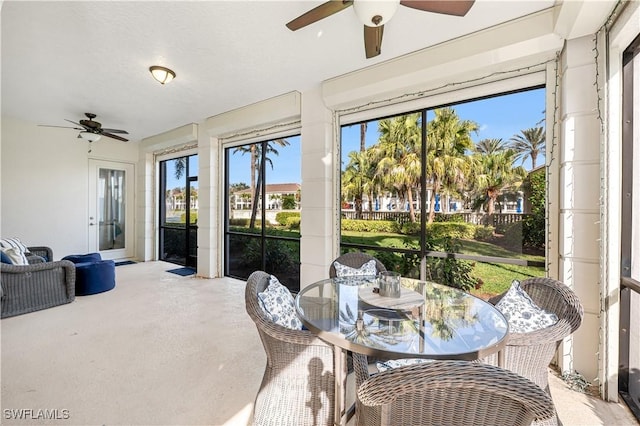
167,267,196,276
115,260,137,266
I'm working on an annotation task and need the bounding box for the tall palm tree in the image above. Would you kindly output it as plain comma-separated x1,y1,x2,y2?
342,150,373,219
235,139,290,228
426,108,479,223
475,138,507,155
375,113,422,222
471,148,527,215
509,126,545,169
360,122,367,152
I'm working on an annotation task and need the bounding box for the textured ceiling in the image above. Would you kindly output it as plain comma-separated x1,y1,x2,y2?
2,1,558,142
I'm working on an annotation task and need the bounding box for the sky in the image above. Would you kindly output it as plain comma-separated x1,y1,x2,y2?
341,86,546,172
172,87,545,189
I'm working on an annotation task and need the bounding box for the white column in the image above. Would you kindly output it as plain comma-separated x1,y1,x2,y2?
558,35,602,382
197,132,218,278
136,152,155,261
300,85,338,288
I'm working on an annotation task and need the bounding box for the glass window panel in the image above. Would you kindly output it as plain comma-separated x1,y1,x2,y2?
225,135,301,291
340,88,546,297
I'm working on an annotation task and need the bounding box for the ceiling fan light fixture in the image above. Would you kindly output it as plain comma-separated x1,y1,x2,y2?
149,65,176,85
353,0,400,27
79,131,101,143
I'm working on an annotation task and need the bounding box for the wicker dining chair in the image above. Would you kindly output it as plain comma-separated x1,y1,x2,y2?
484,277,584,425
356,359,555,426
245,270,342,426
329,252,386,278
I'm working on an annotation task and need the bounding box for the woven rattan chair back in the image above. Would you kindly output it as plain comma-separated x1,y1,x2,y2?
245,270,338,426
356,360,555,426
329,252,386,278
485,277,583,426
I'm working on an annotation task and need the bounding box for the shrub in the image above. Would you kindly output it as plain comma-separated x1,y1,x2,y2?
179,212,198,224
424,237,477,292
426,222,475,240
341,219,401,233
285,216,300,229
474,226,495,241
242,238,297,273
282,195,297,210
400,221,421,235
275,212,300,226
522,170,546,249
434,213,465,223
500,221,523,250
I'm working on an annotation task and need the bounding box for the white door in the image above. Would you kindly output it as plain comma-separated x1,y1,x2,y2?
88,160,135,260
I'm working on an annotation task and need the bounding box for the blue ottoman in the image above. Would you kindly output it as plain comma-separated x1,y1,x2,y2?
62,253,116,296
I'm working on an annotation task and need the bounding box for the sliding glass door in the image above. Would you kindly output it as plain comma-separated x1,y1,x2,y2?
159,155,198,268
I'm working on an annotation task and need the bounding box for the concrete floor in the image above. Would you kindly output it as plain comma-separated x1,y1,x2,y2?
1,261,637,425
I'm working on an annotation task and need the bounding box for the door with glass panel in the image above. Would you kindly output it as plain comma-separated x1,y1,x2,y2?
159,155,198,268
88,160,135,260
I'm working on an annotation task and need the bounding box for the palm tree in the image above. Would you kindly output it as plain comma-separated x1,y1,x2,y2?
342,150,374,219
235,139,290,228
375,114,422,222
425,108,478,223
360,122,367,152
471,148,527,215
475,138,507,155
509,127,545,169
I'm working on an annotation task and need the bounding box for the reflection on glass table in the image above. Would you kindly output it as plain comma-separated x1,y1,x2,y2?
295,276,509,361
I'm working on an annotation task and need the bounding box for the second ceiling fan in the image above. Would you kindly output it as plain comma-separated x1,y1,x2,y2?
286,0,475,59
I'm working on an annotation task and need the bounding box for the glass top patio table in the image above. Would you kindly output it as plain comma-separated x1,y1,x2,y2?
295,276,509,361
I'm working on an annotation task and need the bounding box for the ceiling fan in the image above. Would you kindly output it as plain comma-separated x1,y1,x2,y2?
286,0,475,58
39,112,129,142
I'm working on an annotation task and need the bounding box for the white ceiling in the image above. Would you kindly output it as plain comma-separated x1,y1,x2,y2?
2,1,570,143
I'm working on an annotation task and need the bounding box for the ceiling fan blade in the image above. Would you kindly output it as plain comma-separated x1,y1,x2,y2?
100,128,129,134
364,25,383,59
65,118,92,130
102,132,129,142
38,124,84,130
400,0,474,16
286,0,354,31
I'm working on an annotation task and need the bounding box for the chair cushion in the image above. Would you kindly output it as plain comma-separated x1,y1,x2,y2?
0,238,30,264
257,275,302,330
376,358,432,372
333,259,377,277
496,280,559,333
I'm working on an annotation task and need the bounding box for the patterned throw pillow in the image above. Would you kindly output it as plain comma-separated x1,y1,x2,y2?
0,238,30,264
257,275,303,330
333,259,377,277
496,280,559,333
0,247,28,265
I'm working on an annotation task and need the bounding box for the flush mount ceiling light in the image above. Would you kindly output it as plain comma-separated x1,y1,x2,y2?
78,131,101,143
149,66,176,85
353,0,400,27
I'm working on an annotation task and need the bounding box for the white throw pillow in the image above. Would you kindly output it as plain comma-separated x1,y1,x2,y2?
0,238,30,264
333,259,377,277
0,247,28,265
496,280,559,333
257,275,303,330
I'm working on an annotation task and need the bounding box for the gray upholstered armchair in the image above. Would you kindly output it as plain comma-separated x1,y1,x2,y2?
1,246,75,318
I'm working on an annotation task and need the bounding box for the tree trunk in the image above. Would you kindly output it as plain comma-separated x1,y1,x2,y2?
250,164,262,229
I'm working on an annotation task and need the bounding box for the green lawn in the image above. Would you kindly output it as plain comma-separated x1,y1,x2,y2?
341,230,544,297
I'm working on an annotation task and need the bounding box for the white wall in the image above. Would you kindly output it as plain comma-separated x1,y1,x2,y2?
1,116,138,259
